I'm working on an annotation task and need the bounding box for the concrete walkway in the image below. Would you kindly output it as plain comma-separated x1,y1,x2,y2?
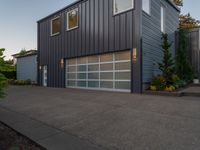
0,86,200,150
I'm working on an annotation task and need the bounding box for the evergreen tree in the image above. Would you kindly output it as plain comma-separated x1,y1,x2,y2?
175,29,193,81
0,48,7,98
159,33,174,85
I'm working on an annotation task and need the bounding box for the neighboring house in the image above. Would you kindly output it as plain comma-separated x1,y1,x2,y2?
12,50,38,83
37,0,179,93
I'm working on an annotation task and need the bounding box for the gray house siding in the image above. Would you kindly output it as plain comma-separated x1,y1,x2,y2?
17,55,37,82
142,0,179,83
38,0,142,92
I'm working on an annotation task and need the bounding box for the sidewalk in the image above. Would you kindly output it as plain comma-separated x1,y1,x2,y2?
181,85,200,97
0,106,104,150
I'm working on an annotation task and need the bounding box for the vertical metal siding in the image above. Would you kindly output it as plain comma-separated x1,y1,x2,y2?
38,0,142,92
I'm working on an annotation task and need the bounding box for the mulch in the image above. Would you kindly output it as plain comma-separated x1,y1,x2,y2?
0,122,45,150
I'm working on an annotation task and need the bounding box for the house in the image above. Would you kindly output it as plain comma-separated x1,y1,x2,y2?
12,50,38,83
37,0,179,93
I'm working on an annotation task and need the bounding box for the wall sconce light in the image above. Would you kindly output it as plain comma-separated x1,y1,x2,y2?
133,48,137,63
39,65,42,70
60,58,64,68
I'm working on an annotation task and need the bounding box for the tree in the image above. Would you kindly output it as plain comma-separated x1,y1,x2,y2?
173,0,183,6
158,33,174,85
19,48,27,56
179,13,200,29
175,29,193,81
0,48,7,98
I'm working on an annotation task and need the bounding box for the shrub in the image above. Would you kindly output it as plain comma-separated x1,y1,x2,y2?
165,85,176,92
9,79,32,86
151,75,166,91
0,70,16,79
0,73,7,98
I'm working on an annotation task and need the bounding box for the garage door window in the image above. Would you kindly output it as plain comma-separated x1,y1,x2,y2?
66,51,131,91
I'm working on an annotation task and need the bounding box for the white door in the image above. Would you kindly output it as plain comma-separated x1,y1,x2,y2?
43,65,47,87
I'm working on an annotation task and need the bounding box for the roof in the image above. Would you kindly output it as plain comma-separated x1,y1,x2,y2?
37,0,180,23
12,50,37,58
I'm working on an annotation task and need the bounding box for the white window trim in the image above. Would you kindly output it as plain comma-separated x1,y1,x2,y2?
50,16,60,36
161,5,166,33
113,0,134,15
66,8,79,31
142,0,151,15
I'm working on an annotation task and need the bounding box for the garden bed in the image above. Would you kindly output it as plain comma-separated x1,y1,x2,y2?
0,122,45,150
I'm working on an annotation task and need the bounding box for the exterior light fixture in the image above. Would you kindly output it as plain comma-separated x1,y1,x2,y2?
133,48,137,63
60,58,64,68
39,65,42,70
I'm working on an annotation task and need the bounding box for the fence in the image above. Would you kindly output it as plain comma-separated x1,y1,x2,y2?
176,28,200,78
188,28,200,78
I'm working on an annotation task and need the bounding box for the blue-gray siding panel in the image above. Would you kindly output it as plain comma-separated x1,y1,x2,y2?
142,0,179,83
17,55,37,82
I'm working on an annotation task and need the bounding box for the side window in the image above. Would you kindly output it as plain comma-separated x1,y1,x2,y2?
67,8,79,31
142,0,151,15
161,6,165,33
51,17,61,36
113,0,134,15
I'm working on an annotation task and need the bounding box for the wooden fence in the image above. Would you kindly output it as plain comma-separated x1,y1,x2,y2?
188,28,200,78
176,28,200,78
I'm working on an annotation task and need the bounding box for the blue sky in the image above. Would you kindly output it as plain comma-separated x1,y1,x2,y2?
0,0,199,59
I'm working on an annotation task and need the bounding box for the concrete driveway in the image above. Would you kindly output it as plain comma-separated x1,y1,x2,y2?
0,86,200,150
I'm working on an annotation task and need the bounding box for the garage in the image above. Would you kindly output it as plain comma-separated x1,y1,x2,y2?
66,51,131,92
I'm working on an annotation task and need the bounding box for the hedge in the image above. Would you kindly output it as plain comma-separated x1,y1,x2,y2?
0,70,16,79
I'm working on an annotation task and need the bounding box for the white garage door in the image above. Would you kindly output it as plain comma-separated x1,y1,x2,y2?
66,51,131,92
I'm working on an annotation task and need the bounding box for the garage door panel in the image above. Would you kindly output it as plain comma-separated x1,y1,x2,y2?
66,51,131,91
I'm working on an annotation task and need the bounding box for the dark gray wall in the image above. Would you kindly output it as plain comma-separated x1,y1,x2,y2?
38,0,142,92
142,0,179,84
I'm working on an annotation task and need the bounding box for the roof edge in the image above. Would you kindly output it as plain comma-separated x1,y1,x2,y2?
37,0,82,23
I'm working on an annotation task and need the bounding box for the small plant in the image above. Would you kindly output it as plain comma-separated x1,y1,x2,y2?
151,75,166,90
9,79,32,86
165,85,176,92
150,85,157,91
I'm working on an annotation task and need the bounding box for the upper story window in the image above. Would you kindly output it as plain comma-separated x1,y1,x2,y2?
113,0,134,15
161,6,166,33
67,8,79,31
51,17,61,36
142,0,150,15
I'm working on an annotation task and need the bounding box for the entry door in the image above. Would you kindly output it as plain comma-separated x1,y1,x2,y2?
43,65,47,87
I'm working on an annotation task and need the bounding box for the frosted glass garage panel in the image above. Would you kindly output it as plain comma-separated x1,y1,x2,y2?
88,64,99,71
68,66,76,72
115,62,130,70
115,72,130,80
115,51,131,61
115,82,130,89
100,63,113,71
67,73,76,79
88,73,99,80
100,72,113,80
66,50,131,92
77,81,86,87
88,81,99,88
100,81,113,88
67,80,76,86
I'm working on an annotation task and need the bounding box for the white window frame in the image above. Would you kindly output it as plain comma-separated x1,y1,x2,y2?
161,5,166,33
50,16,60,36
142,0,151,15
66,8,79,31
113,0,134,15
